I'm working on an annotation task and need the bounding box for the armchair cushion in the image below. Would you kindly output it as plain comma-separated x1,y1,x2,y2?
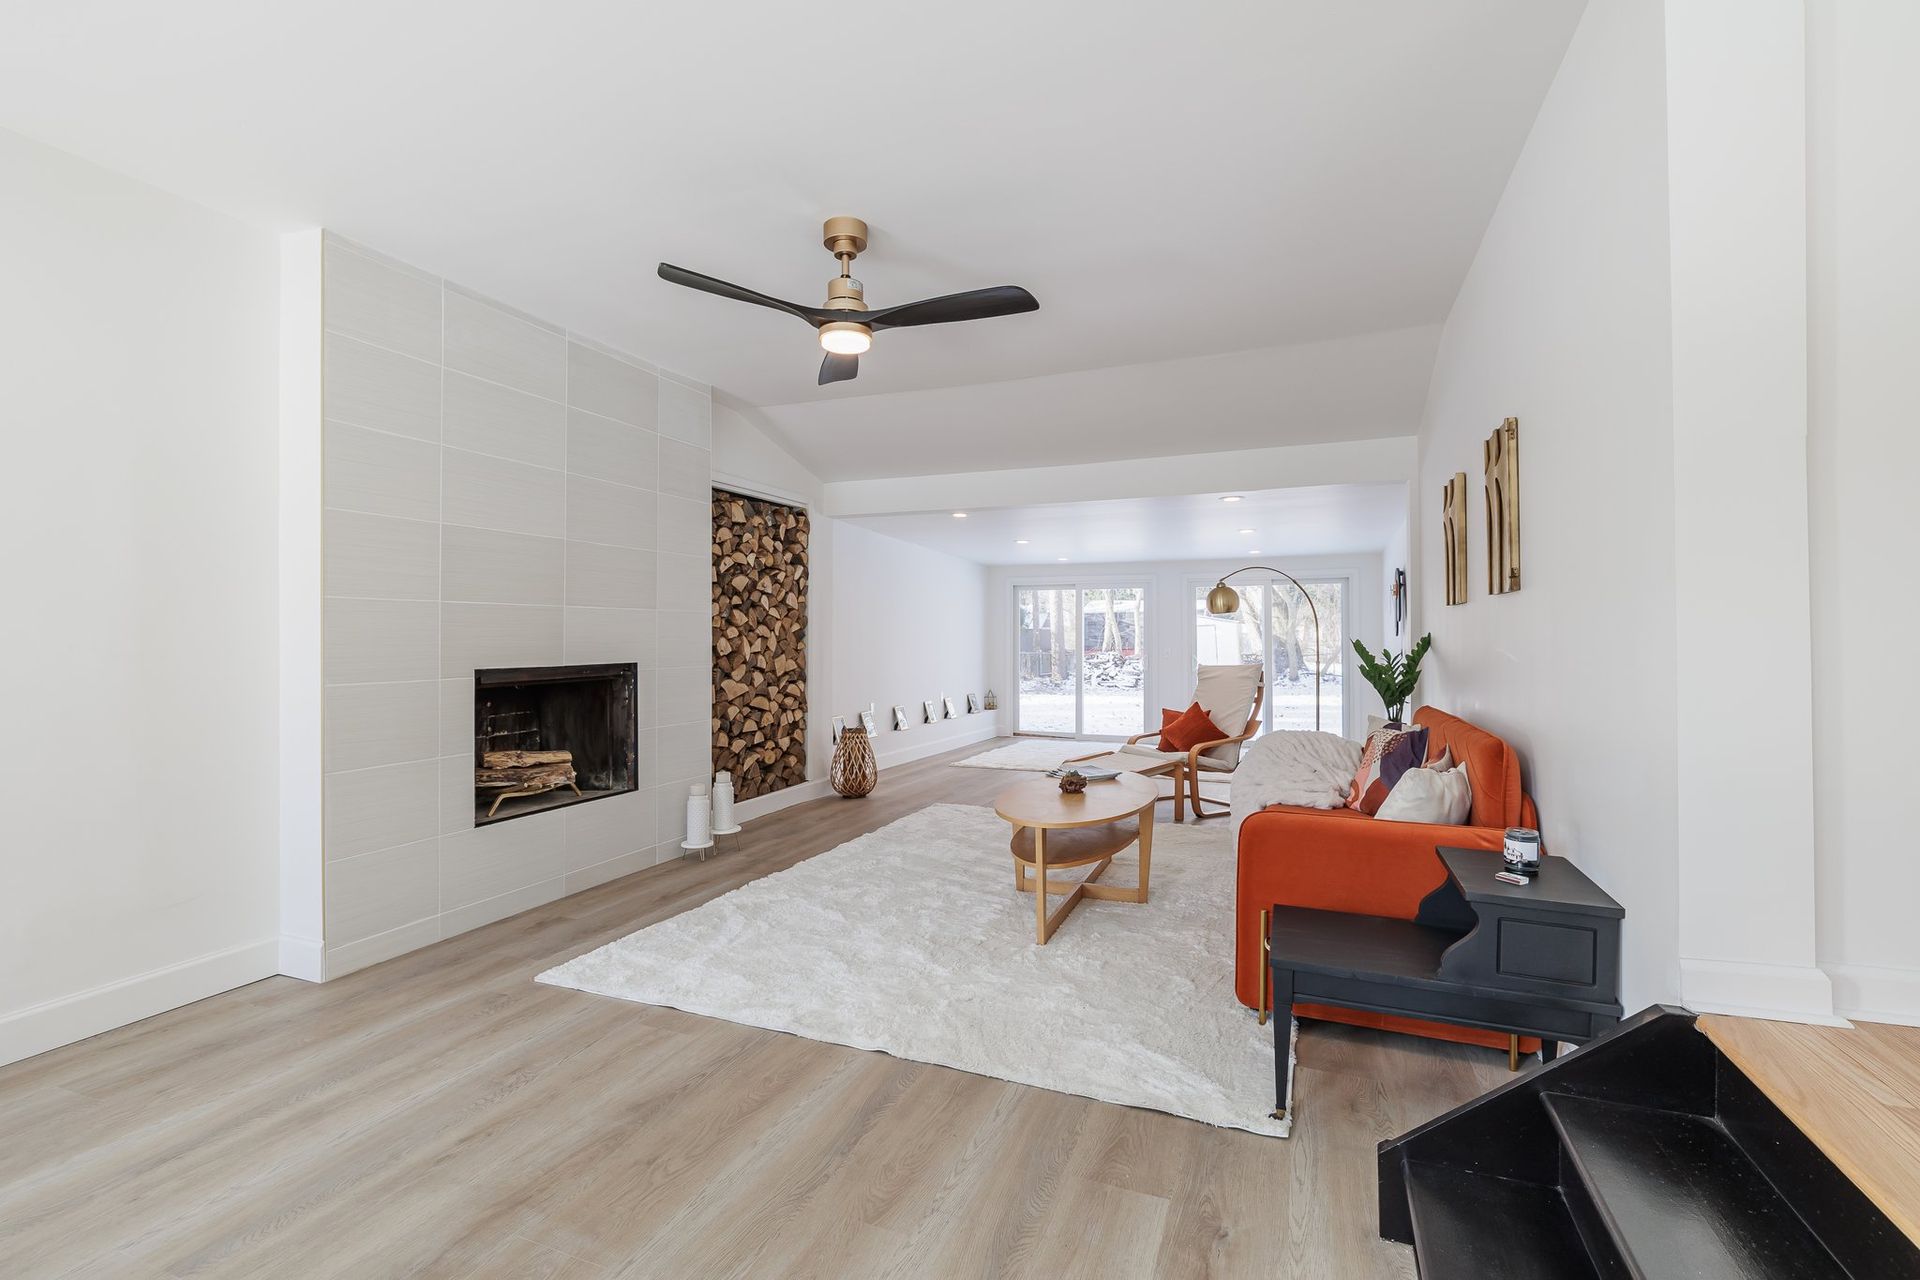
1193,664,1262,767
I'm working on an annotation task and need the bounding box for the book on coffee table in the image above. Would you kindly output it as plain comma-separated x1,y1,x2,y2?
1046,764,1120,781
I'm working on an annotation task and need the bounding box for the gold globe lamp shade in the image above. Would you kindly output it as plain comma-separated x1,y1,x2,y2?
1206,580,1241,616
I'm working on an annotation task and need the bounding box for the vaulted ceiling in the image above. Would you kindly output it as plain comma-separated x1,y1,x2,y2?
0,1,1584,479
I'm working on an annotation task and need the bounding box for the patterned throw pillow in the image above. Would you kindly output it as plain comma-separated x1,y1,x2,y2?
1348,725,1430,814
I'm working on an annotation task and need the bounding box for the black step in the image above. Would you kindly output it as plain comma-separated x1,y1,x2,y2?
1543,1092,1849,1279
1404,1160,1596,1279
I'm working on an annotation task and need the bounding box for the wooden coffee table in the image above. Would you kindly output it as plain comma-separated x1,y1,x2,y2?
993,772,1158,944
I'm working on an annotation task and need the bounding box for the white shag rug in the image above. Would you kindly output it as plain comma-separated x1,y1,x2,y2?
538,803,1288,1136
951,737,1113,771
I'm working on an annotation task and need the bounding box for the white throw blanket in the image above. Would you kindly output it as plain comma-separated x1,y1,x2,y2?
1229,730,1363,842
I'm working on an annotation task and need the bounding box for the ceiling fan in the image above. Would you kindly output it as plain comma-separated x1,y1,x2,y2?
657,217,1038,386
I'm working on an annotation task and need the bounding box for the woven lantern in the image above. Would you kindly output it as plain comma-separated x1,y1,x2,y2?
830,724,878,798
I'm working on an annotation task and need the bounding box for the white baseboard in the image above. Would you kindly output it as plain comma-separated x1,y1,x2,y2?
1679,956,1846,1025
277,934,325,983
1823,961,1920,1027
733,778,834,825
730,726,1000,826
873,723,999,770
0,937,279,1068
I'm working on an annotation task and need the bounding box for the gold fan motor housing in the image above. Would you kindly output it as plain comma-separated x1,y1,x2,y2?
824,276,867,313
821,216,869,259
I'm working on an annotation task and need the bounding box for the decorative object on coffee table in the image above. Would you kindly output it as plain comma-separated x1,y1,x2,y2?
1485,416,1520,594
1057,769,1088,794
829,724,877,797
1352,633,1432,728
994,772,1158,944
1442,471,1469,605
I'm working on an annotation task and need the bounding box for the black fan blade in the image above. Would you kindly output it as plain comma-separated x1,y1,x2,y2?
657,263,831,326
818,352,860,385
864,285,1038,330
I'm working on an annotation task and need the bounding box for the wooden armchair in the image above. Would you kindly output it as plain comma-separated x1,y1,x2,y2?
1117,664,1264,820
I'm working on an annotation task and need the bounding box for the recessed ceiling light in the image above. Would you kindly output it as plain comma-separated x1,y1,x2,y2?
951,511,968,518
1221,495,1243,503
1014,539,1029,545
1238,528,1256,535
1057,557,1069,562
1249,549,1262,555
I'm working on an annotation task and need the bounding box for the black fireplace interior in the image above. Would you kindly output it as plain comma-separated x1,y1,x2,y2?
473,663,638,825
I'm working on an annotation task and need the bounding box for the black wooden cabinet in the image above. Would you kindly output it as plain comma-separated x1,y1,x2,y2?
1267,846,1623,1121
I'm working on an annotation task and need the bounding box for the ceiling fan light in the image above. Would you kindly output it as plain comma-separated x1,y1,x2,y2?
819,322,872,355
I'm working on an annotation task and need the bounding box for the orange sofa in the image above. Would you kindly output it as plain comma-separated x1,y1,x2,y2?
1233,706,1542,1053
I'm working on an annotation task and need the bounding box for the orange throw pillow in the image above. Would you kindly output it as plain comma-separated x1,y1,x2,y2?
1157,702,1225,752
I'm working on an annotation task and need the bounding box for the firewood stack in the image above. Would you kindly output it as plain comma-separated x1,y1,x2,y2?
712,490,809,801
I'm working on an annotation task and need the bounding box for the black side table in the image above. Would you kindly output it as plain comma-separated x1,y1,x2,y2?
1266,846,1623,1123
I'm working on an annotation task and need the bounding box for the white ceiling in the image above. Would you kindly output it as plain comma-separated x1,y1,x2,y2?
845,484,1409,566
0,1,1581,478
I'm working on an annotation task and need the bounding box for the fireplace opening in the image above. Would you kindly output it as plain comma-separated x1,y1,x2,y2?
473,663,638,825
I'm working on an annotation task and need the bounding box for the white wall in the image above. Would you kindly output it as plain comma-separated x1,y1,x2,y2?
1808,0,1920,1024
0,128,282,1064
1413,0,1681,1013
986,554,1390,745
829,524,995,766
310,235,715,978
1665,0,1830,1021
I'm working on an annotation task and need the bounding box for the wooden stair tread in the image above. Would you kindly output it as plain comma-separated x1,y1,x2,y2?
1543,1093,1849,1279
1700,1013,1920,1249
1404,1162,1595,1279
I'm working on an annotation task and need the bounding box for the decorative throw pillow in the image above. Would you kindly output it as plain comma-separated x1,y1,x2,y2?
1347,724,1428,812
1375,760,1473,825
1158,702,1226,752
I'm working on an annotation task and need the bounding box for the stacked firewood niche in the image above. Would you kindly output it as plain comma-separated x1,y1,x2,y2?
712,490,809,800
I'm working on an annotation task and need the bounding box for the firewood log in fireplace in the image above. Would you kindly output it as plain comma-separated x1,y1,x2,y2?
475,749,580,817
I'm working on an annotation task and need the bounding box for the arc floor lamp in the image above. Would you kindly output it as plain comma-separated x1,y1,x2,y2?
1205,566,1322,731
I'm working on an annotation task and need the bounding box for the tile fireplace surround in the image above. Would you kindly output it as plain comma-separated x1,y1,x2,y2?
319,234,713,977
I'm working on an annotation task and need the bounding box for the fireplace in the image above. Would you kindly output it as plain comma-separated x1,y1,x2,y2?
473,663,638,825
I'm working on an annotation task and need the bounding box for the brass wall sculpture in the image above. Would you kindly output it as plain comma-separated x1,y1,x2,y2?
1442,472,1469,606
1484,417,1520,595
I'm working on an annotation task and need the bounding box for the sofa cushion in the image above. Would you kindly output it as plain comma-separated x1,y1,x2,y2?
1375,759,1472,824
1414,706,1528,829
1347,724,1427,812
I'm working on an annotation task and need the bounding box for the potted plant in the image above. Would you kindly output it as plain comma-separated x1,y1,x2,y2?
1351,634,1432,728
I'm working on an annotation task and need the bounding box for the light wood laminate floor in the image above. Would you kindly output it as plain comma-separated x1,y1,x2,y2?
0,739,1509,1278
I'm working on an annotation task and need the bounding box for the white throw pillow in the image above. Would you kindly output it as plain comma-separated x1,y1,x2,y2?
1375,760,1473,825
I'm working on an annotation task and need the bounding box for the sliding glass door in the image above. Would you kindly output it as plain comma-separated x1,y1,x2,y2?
1191,576,1347,736
1016,584,1147,737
